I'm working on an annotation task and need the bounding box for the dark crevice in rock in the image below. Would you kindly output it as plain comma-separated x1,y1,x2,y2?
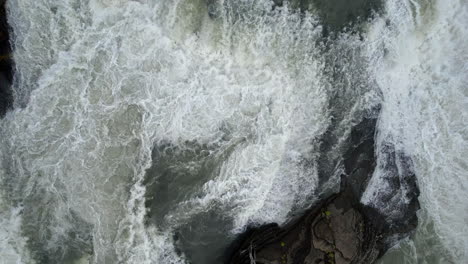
0,0,13,117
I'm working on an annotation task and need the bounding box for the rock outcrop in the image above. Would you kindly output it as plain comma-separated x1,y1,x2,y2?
226,114,420,264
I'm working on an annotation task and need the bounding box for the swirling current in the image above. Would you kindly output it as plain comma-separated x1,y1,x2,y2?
0,0,466,264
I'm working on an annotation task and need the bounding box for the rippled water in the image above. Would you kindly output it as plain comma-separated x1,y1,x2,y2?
0,0,466,263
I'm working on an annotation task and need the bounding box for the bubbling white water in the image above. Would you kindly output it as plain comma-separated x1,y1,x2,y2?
0,1,334,263
363,0,468,262
0,0,466,263
0,202,31,264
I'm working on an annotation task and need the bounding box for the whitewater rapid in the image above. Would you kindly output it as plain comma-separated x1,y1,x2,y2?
367,0,468,263
0,0,466,264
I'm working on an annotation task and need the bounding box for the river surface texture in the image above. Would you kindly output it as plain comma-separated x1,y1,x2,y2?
0,0,467,264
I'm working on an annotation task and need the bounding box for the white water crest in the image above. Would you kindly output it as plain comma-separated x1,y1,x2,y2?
0,0,466,263
363,0,468,263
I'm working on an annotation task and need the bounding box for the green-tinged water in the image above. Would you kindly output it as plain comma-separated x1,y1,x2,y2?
0,0,466,263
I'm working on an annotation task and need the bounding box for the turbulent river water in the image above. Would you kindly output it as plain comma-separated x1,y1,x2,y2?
0,0,466,263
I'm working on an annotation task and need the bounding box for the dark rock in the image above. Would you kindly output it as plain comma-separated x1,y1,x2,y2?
361,142,421,250
225,113,420,264
0,0,13,117
225,193,382,264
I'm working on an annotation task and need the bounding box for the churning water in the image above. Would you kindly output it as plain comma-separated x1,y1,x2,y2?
0,0,466,263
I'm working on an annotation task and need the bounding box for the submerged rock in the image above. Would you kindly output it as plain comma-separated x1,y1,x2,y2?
278,0,383,33
225,114,420,264
205,0,383,34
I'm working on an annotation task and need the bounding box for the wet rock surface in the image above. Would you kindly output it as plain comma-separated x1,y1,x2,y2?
0,0,12,117
225,114,420,264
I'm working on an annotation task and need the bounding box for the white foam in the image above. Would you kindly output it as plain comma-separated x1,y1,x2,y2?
1,1,330,262
363,0,468,261
0,204,33,264
3,0,465,263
